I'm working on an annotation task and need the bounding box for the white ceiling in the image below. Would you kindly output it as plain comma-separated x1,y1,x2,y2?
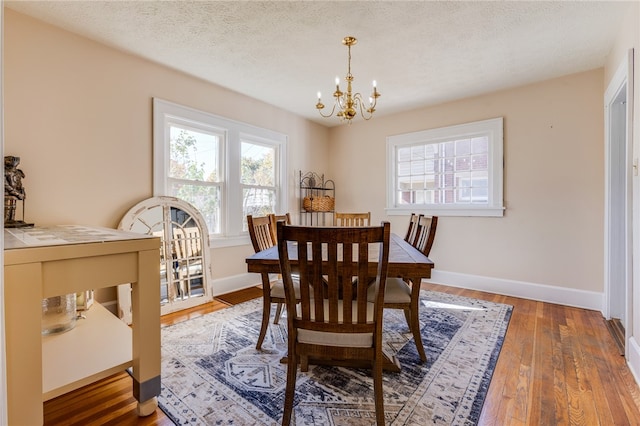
5,1,633,127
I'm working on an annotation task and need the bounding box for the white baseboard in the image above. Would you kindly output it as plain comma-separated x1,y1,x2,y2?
425,270,604,313
220,270,604,313
627,337,640,386
212,273,261,297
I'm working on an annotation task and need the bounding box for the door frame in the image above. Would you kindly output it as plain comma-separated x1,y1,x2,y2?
604,49,634,356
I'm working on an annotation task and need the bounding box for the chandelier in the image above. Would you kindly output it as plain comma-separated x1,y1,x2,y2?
315,36,380,122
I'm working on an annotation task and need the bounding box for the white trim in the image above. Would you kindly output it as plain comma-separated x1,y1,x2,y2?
604,50,635,365
628,337,640,388
386,206,505,217
425,270,603,312
211,273,262,297
603,54,630,320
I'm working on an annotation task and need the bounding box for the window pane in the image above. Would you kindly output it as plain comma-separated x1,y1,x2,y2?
455,138,471,155
471,136,488,154
397,146,412,162
243,187,276,229
242,142,275,186
398,160,411,177
169,126,220,182
397,175,412,190
170,181,221,234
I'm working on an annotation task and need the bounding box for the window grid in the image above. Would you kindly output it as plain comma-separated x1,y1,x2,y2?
396,137,489,206
387,117,503,217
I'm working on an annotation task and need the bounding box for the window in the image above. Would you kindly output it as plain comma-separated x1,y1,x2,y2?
154,98,287,246
387,117,504,217
241,139,278,228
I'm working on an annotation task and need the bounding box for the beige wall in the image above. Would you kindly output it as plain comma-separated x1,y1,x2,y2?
3,7,620,299
329,69,605,293
3,10,329,297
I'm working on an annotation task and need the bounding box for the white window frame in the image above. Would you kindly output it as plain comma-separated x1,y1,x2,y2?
153,98,288,247
386,117,504,217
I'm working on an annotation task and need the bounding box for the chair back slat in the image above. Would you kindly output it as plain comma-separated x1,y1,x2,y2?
334,212,371,227
277,222,390,334
413,215,438,256
404,213,422,243
247,213,292,253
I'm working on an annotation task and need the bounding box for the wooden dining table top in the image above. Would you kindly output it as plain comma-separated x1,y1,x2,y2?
246,232,434,280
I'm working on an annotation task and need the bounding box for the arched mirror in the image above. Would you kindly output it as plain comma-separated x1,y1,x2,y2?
117,196,213,322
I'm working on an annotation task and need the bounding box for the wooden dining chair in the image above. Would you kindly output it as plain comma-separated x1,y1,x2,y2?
271,212,291,235
334,211,371,226
372,215,438,363
404,212,422,244
247,213,299,350
412,215,438,257
277,221,391,426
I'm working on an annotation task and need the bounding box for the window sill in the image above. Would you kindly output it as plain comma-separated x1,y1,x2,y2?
386,206,505,217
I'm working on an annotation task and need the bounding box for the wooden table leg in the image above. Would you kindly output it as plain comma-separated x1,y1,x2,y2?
5,263,45,425
131,248,161,416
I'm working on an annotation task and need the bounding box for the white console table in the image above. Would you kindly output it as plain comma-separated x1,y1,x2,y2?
4,225,161,425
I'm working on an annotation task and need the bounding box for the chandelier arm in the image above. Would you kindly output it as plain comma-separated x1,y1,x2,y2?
317,102,339,118
352,93,374,120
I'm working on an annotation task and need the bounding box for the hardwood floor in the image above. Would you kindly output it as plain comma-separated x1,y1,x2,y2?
43,284,640,425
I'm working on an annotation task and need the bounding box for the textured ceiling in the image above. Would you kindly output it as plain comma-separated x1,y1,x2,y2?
5,1,633,127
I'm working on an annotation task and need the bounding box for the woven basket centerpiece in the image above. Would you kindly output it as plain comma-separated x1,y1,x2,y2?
303,195,335,212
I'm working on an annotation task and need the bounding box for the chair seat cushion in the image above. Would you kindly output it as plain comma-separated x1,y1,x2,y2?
270,277,301,299
367,277,411,304
296,300,374,348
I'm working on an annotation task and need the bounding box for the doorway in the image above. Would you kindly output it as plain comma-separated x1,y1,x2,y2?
605,50,634,356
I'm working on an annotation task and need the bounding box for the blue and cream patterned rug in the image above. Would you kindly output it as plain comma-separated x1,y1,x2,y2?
159,290,512,425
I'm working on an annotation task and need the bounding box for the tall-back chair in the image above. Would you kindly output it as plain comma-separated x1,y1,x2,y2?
334,211,371,226
247,213,299,350
371,215,438,363
277,221,391,425
247,214,276,253
413,215,438,256
271,213,291,236
404,213,422,244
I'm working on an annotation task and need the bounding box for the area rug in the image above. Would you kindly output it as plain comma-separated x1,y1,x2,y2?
158,290,512,425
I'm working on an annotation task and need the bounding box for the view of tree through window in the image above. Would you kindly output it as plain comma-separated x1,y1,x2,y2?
154,98,287,240
241,141,277,230
169,127,221,233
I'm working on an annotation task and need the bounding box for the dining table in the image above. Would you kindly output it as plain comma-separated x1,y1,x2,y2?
245,231,434,372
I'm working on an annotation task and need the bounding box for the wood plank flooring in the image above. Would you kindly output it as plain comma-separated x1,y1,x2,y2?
43,283,640,425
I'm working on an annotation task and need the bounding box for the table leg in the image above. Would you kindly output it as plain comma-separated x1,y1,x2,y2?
5,263,44,425
131,248,161,415
408,276,427,362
